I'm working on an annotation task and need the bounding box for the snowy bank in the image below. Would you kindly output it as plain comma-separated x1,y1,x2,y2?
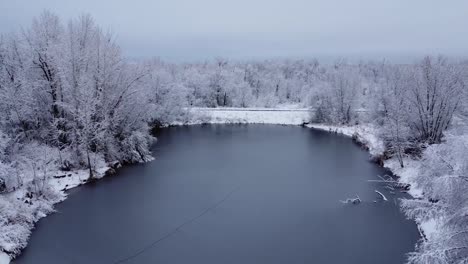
306,124,385,157
0,251,9,264
0,164,115,261
305,123,428,196
189,107,310,125
306,123,432,235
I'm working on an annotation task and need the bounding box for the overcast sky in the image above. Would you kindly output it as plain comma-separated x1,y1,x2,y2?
1,0,468,62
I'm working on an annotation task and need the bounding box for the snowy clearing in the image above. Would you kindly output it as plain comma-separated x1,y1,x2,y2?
189,107,311,125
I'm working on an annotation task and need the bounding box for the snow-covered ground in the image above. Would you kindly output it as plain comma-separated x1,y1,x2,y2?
189,107,311,125
0,166,112,263
0,252,9,264
306,123,385,157
47,166,111,192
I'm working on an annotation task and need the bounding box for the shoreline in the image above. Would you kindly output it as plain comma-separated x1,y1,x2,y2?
189,108,431,241
304,123,431,238
1,107,427,264
0,165,118,264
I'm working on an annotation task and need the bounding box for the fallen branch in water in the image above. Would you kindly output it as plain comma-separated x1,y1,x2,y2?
340,194,361,204
375,190,388,201
368,175,411,191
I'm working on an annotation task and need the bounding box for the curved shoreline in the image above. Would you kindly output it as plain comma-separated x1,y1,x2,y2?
2,107,423,264
188,108,428,240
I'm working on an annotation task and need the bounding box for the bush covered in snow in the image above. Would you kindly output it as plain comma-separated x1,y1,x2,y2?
401,136,468,264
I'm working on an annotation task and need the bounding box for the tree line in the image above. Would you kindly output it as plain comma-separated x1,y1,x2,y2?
1,10,467,209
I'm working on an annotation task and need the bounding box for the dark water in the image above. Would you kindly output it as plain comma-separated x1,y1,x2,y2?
14,125,419,264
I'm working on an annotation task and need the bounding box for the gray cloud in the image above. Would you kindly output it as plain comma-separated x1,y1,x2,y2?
2,0,468,61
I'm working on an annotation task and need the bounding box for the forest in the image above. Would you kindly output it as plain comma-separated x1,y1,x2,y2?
1,11,468,264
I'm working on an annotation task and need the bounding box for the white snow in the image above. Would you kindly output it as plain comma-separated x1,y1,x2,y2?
0,165,111,260
0,252,10,264
419,218,439,240
375,190,388,201
306,123,385,157
189,107,310,125
48,166,110,192
384,157,423,198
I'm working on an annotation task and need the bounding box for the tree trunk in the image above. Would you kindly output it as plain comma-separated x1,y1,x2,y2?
86,147,94,180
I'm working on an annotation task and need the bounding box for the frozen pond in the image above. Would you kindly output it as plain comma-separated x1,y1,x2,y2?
14,124,419,264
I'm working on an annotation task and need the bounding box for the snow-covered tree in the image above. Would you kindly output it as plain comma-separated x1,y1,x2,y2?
312,67,359,124
406,56,465,144
379,66,412,167
402,135,468,264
